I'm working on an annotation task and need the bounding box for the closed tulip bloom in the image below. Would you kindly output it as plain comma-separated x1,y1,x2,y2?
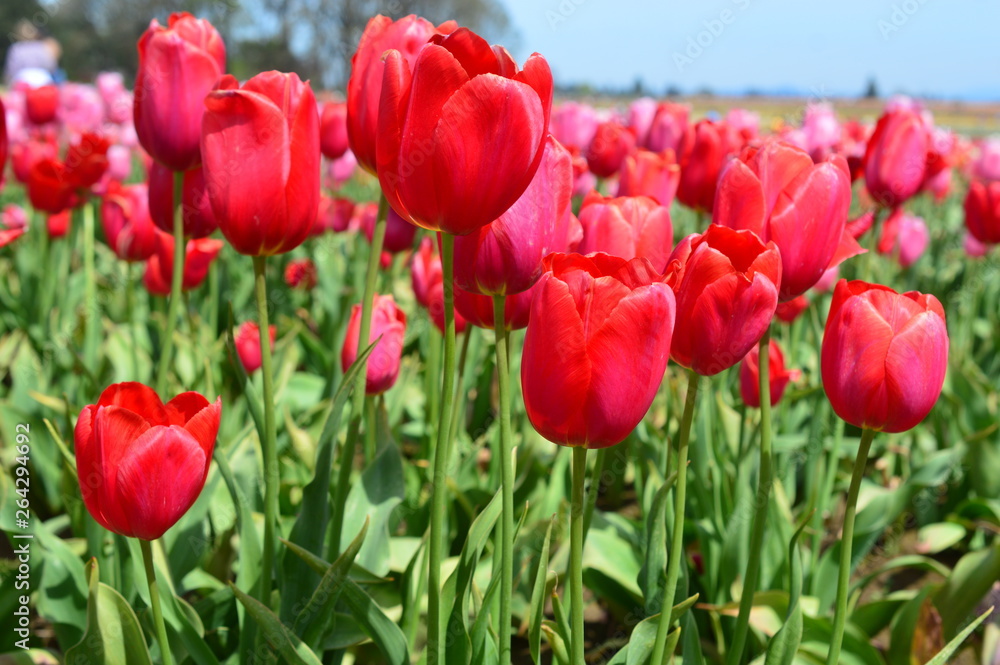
25,85,59,125
28,158,75,213
454,135,575,295
521,253,675,448
149,161,218,239
877,209,929,267
102,182,160,261
74,382,221,540
964,232,989,258
645,102,689,154
965,180,1000,245
586,120,636,179
365,205,418,254
377,28,553,236
665,225,781,376
627,97,657,146
201,71,320,256
320,101,349,160
313,195,356,235
617,148,681,207
549,101,599,152
235,321,276,374
12,137,59,184
740,339,801,408
341,294,407,394
714,139,861,301
412,236,439,308
134,12,226,172
676,119,729,213
0,204,28,248
285,258,318,290
346,14,455,174
144,235,223,295
577,193,673,272
821,280,948,433
775,295,809,324
454,283,535,331
864,108,928,208
48,211,71,238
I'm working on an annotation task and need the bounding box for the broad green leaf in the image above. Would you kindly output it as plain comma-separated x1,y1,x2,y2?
922,606,993,665
229,583,323,665
935,543,1000,636
764,511,812,665
340,579,410,665
528,516,556,665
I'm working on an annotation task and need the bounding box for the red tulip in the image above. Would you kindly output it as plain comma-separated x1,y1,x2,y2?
411,236,438,308
617,148,681,207
64,132,111,190
676,119,730,213
144,235,223,295
74,382,221,540
876,208,929,267
25,85,59,125
521,253,675,448
201,71,320,256
285,258,318,290
965,179,1000,245
364,205,418,254
585,120,636,179
149,161,218,239
714,139,862,301
454,283,535,331
47,210,71,238
26,133,110,213
341,294,407,394
28,158,75,214
864,108,928,208
0,97,6,180
101,182,160,261
664,225,781,376
453,135,576,295
314,196,356,235
739,339,801,408
821,280,948,433
577,193,673,272
775,295,809,324
235,321,276,374
346,14,455,174
134,12,226,171
0,204,27,248
12,137,58,184
377,28,553,236
320,101,349,160
645,102,689,154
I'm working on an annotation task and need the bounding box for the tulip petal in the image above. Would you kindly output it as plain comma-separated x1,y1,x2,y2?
89,405,154,536
433,28,500,78
116,425,209,540
164,391,211,425
96,382,168,425
376,49,414,222
714,159,766,236
882,311,949,432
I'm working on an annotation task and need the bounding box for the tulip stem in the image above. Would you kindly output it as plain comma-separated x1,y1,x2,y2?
446,329,473,446
651,368,701,665
428,233,457,665
570,446,588,665
82,202,99,378
155,171,186,397
364,396,377,460
252,256,279,622
354,194,388,461
727,328,774,665
492,295,516,665
140,539,174,665
825,427,876,665
582,447,608,542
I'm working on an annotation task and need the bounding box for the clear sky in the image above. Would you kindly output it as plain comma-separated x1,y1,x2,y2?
499,0,1000,100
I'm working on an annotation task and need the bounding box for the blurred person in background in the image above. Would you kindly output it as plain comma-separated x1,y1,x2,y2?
4,19,63,86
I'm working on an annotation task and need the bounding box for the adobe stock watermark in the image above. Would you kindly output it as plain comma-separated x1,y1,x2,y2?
673,0,754,72
546,0,588,30
878,0,932,40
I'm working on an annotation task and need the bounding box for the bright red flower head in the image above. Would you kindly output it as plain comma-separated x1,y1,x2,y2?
74,382,221,540
376,28,553,236
864,108,929,208
454,283,535,331
453,135,576,296
739,339,801,408
341,294,408,395
313,196,356,236
577,192,673,273
346,14,456,174
144,235,223,295
201,71,320,256
821,280,948,433
617,148,681,207
0,204,27,248
12,137,59,184
285,258,318,290
521,253,675,449
102,182,160,261
964,179,1000,245
134,12,226,171
714,139,862,301
148,161,218,239
585,120,636,179
676,119,730,213
25,85,59,125
235,321,276,374
320,101,350,160
665,225,781,376
364,205,418,254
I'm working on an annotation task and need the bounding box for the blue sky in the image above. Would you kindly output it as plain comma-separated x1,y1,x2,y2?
500,0,1000,100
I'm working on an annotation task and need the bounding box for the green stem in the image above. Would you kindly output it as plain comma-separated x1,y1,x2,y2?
155,171,186,396
207,258,220,341
582,448,608,542
651,368,701,665
425,325,443,456
492,295,515,665
446,329,473,447
139,539,174,665
809,415,844,593
825,428,876,665
570,446,588,665
354,195,388,457
727,328,774,665
364,396,377,460
82,202,98,376
427,233,457,665
252,256,279,618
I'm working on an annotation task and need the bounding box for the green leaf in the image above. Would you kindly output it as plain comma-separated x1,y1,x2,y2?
638,478,672,615
922,606,993,665
528,516,556,665
934,543,1000,636
764,510,812,665
65,559,152,665
915,522,967,555
340,579,410,665
229,582,323,665
33,517,88,648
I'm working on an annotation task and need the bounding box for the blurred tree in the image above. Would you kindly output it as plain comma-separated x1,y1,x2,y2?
864,77,880,99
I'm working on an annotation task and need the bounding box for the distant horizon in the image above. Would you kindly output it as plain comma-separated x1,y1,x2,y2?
501,0,1000,104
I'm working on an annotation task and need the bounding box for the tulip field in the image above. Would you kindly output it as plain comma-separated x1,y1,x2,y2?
3,10,1000,665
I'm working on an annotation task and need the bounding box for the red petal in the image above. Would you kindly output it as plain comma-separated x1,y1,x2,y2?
96,382,168,425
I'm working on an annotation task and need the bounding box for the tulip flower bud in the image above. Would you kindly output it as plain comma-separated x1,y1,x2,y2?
585,121,636,179
821,280,948,433
148,161,218,239
341,294,407,394
964,179,1000,245
739,339,801,408
676,119,729,213
101,182,160,261
25,84,59,125
617,148,681,207
521,253,675,448
454,283,535,331
864,108,929,208
320,101,350,160
74,382,221,540
144,235,223,295
235,321,276,374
